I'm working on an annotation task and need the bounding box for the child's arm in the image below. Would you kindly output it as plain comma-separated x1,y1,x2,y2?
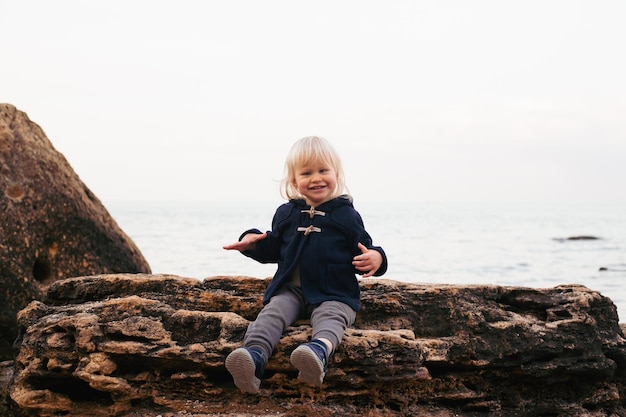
352,242,384,278
223,232,268,252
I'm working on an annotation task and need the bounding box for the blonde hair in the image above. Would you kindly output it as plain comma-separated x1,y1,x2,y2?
280,136,349,201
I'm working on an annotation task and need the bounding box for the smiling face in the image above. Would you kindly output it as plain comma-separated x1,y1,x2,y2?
293,160,338,206
281,136,348,203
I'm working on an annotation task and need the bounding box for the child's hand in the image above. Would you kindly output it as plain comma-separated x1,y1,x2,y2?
352,242,383,278
223,232,267,252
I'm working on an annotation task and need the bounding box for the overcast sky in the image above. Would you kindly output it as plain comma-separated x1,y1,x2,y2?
2,1,625,206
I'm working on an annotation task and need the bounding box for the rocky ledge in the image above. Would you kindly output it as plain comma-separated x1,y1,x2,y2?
4,274,626,416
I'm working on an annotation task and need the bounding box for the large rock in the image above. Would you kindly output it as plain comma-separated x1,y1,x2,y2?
6,274,626,416
0,104,151,360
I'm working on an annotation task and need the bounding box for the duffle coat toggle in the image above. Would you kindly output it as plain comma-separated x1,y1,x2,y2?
297,225,322,236
302,206,326,218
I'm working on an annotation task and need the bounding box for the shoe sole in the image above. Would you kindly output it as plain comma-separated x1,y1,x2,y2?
225,348,261,394
290,345,325,386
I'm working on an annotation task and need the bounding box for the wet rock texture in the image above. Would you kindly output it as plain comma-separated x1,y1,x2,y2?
0,104,151,359
6,274,626,416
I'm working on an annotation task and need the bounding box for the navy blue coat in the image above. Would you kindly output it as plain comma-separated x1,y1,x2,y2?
240,196,387,311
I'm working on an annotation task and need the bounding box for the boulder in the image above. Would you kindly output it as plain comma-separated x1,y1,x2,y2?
6,274,626,416
0,104,151,360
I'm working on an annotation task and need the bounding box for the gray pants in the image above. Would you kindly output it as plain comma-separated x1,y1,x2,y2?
243,284,357,361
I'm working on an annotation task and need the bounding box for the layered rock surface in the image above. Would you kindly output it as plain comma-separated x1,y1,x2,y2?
6,274,626,416
0,104,151,359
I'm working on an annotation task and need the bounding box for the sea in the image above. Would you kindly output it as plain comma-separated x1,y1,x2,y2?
108,200,626,320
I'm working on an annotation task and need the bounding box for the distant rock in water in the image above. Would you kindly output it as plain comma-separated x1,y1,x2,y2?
600,267,626,272
0,103,151,360
553,235,602,242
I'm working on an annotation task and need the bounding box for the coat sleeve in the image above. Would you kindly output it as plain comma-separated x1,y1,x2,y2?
334,207,388,277
240,203,293,264
355,212,388,277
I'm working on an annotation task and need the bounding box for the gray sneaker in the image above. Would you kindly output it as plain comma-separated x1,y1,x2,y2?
225,347,265,394
290,339,329,386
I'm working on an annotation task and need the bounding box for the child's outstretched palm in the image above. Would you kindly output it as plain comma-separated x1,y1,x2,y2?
223,232,268,252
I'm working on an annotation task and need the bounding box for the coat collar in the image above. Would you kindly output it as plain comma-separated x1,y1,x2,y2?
290,194,353,211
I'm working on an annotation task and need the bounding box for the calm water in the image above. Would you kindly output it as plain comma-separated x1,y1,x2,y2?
108,200,626,319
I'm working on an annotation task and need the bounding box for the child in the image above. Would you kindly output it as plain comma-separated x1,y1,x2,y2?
223,136,387,394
